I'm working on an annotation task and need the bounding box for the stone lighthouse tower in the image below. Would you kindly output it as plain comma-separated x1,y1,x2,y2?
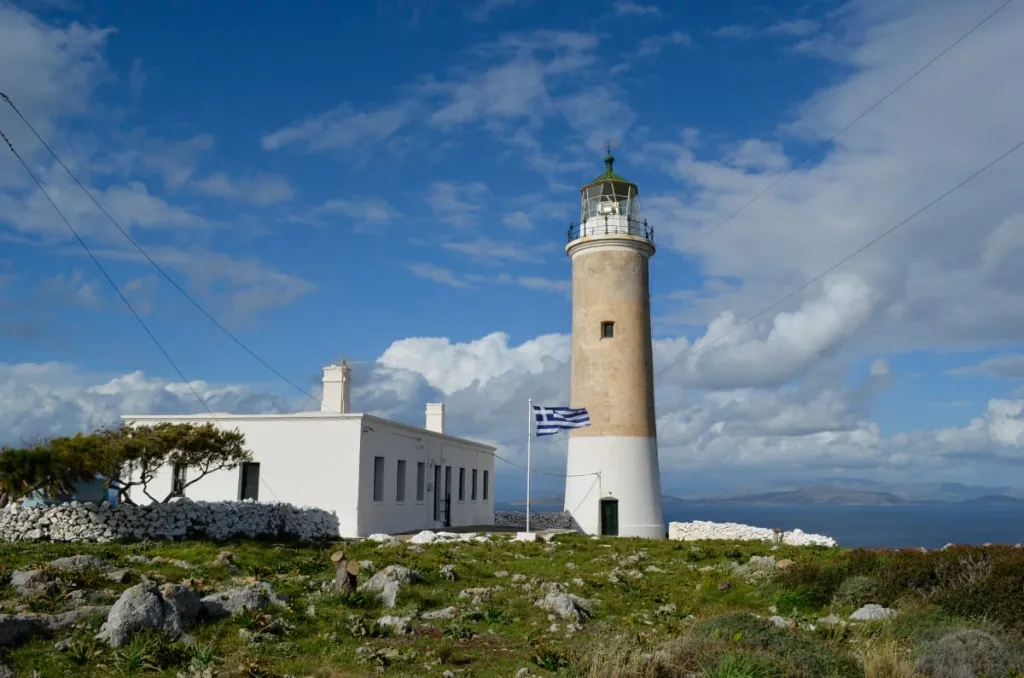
562,148,664,539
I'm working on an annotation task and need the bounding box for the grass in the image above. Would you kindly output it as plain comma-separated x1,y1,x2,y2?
1,536,1023,677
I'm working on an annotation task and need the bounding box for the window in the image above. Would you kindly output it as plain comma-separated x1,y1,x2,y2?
601,321,615,338
416,462,425,502
373,456,385,502
396,459,407,502
458,467,466,501
171,463,187,497
471,469,478,500
483,470,490,500
238,462,260,501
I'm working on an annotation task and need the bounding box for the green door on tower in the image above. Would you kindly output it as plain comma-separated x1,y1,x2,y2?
600,498,619,536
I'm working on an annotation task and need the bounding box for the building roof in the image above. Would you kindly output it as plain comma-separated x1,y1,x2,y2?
120,411,497,453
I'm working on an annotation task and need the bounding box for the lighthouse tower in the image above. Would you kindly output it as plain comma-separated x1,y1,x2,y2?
562,149,664,539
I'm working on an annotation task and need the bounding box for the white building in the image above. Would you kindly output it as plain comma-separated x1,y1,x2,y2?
122,361,497,538
563,150,666,539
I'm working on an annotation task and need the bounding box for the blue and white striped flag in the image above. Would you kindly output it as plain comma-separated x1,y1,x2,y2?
533,405,591,436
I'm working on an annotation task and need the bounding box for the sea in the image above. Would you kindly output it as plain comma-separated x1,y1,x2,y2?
496,502,1024,549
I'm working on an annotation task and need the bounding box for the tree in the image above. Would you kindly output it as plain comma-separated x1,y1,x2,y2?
0,423,253,506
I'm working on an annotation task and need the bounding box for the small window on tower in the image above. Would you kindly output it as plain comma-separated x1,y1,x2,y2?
601,321,615,339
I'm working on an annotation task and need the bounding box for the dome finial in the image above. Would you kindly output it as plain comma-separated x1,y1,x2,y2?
603,140,616,173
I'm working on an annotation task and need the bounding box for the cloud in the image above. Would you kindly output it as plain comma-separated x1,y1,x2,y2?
261,102,414,153
467,0,518,23
712,19,821,40
501,211,533,230
306,197,402,226
950,354,1024,380
192,172,294,206
641,0,1024,359
2,329,1021,489
443,237,536,263
613,1,660,17
426,181,489,228
407,263,469,288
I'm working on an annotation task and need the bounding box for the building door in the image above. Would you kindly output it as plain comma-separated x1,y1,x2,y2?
444,466,452,527
600,498,619,536
433,465,442,521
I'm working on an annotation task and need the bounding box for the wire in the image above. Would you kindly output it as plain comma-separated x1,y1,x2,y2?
0,90,325,413
0,91,526,476
0,126,219,419
656,138,1024,380
673,0,1018,258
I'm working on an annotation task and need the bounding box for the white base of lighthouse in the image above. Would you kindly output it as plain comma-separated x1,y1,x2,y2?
563,436,665,539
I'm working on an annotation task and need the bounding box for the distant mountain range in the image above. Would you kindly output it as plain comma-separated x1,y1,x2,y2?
505,482,1024,508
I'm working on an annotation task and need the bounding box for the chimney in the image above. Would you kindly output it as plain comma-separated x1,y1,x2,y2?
321,360,352,413
425,403,445,433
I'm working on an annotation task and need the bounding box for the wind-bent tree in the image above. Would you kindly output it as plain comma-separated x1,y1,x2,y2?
0,423,252,506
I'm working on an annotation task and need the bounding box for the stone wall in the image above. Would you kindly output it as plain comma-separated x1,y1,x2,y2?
493,510,576,530
0,498,339,543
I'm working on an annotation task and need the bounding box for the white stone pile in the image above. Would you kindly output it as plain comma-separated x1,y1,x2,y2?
0,498,339,543
668,520,838,547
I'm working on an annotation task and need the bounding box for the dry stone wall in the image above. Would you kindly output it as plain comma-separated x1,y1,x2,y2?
0,498,339,543
493,510,575,530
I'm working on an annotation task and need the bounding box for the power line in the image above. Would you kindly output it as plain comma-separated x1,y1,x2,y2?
656,137,1024,381
0,90,325,413
673,0,1017,258
0,122,285,501
0,102,522,474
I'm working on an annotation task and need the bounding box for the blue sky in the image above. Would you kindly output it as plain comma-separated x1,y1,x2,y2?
1,0,1023,500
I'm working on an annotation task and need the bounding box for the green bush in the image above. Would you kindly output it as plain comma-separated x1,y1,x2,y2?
914,629,1012,678
833,575,878,607
694,612,862,678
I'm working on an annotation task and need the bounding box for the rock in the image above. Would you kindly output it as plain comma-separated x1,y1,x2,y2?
776,559,796,570
535,590,593,623
439,564,459,582
8,569,57,597
159,584,201,636
849,604,897,621
48,555,108,571
0,614,45,648
358,565,420,608
769,615,794,628
516,668,532,677
376,615,412,635
817,613,842,626
716,581,734,592
95,583,200,647
213,551,238,571
200,582,289,620
0,664,12,678
105,569,133,584
421,606,458,620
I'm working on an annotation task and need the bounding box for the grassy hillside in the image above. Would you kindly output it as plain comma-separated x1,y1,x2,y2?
2,534,1023,677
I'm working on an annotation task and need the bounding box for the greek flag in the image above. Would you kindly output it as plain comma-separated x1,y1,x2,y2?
533,405,591,436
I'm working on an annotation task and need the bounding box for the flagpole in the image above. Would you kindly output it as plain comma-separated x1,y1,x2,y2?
526,397,532,533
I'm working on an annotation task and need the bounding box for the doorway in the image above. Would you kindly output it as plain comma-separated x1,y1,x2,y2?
443,466,452,527
433,465,442,521
600,497,619,536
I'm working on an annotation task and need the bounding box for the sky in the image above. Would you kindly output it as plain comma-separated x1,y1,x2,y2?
1,0,1023,501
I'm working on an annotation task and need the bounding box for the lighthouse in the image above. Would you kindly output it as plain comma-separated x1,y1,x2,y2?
562,148,665,539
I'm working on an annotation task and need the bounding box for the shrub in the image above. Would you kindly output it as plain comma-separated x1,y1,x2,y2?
695,612,862,678
861,640,917,678
834,575,879,607
914,629,1012,678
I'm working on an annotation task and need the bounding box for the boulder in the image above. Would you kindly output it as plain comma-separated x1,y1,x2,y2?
200,582,289,620
358,565,420,608
95,583,200,647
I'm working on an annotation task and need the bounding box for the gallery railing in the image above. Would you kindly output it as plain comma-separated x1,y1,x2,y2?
568,217,654,242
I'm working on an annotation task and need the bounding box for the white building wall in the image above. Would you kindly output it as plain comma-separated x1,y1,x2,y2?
355,415,495,536
121,412,496,539
121,414,362,535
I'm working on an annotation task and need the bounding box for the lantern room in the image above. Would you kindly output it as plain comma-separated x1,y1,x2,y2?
570,148,652,241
